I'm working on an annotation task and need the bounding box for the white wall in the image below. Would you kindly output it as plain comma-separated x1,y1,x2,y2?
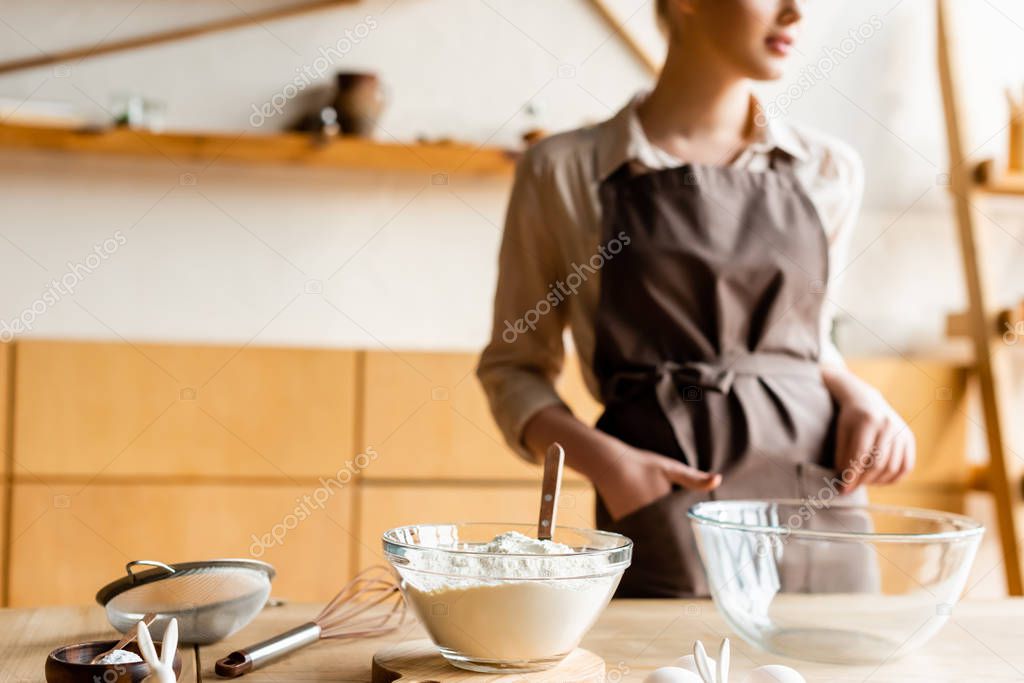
0,0,1022,357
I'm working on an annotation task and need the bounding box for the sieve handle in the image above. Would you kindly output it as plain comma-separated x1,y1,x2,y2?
126,559,175,583
214,621,321,678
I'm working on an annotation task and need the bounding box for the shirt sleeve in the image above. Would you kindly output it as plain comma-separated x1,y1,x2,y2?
476,152,572,463
818,139,865,370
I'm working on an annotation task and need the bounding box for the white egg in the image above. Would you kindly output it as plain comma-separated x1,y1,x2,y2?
643,666,706,683
744,664,807,683
673,654,717,679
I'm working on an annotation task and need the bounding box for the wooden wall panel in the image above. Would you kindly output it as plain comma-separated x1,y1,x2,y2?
356,483,596,569
361,350,536,480
361,351,599,481
558,352,604,426
866,488,966,515
8,482,353,606
1,341,976,608
1,342,9,475
0,343,9,606
13,340,358,478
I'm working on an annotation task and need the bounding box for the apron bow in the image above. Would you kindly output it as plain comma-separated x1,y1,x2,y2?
656,360,736,396
604,353,821,470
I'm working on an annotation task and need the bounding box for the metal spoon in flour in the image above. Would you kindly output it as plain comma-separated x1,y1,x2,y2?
537,442,565,540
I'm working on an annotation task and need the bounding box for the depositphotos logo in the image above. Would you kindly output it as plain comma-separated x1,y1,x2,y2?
0,230,127,342
248,16,379,128
502,231,631,344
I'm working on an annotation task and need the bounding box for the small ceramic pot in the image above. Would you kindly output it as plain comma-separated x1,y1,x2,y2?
45,640,182,683
333,72,385,137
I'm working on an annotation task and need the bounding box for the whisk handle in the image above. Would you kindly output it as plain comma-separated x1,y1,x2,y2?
214,621,322,678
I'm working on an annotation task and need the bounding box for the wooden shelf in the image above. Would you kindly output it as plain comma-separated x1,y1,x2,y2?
980,174,1024,196
0,121,517,176
974,159,1024,196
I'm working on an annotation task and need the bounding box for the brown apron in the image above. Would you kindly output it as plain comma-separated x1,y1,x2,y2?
592,155,868,598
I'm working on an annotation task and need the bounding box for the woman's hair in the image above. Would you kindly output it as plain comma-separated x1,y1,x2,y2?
655,0,670,34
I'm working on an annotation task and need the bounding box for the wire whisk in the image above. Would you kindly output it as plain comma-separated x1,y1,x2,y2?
215,565,408,678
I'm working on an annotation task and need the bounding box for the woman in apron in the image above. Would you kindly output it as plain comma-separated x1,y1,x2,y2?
478,0,915,597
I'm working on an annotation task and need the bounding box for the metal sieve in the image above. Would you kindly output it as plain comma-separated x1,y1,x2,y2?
96,559,275,645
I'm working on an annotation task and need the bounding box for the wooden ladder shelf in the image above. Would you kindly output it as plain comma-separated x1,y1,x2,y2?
937,0,1024,595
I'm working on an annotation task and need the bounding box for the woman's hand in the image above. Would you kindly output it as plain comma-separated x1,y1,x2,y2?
522,405,720,520
594,446,721,520
823,368,916,494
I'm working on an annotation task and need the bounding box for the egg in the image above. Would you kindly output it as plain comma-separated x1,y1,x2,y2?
673,654,717,679
744,664,807,683
643,666,706,683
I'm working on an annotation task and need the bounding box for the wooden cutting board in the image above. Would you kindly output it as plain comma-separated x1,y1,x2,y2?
371,640,605,682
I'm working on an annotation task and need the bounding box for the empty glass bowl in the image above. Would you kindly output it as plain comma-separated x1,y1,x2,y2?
689,500,983,664
383,522,632,673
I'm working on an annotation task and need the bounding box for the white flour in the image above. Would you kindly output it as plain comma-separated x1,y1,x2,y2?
95,649,143,664
483,531,574,554
400,531,623,663
412,530,609,583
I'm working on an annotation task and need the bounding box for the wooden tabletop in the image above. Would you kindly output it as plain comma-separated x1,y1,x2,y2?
6,599,1024,682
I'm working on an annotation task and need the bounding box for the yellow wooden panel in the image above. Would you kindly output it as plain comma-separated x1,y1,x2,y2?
0,343,10,605
864,488,969,594
867,487,966,515
356,483,596,568
361,352,597,481
0,342,9,475
559,353,604,426
13,340,357,478
0,493,5,606
848,358,970,489
8,481,353,606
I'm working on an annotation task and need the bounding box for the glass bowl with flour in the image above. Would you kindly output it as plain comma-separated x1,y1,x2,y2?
382,522,632,673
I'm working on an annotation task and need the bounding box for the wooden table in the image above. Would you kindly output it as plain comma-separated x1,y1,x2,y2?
5,600,1024,682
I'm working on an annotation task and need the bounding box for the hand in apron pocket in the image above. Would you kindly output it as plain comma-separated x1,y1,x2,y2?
596,486,713,598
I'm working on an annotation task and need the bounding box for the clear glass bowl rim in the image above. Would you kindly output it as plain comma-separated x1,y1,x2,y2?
688,499,985,543
381,521,633,559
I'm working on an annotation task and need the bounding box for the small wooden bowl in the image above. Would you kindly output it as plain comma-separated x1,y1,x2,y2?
45,640,182,683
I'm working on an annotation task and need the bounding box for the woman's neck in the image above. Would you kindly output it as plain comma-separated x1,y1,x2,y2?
638,40,754,162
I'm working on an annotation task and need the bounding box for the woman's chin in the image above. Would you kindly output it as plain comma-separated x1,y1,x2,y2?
749,60,788,82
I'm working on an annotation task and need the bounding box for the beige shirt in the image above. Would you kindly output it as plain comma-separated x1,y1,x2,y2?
477,94,864,462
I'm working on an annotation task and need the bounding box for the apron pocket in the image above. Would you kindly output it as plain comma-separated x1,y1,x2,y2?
608,490,674,526
798,461,842,502
605,488,711,598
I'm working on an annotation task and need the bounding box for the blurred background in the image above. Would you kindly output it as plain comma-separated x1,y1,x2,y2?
0,0,1021,607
